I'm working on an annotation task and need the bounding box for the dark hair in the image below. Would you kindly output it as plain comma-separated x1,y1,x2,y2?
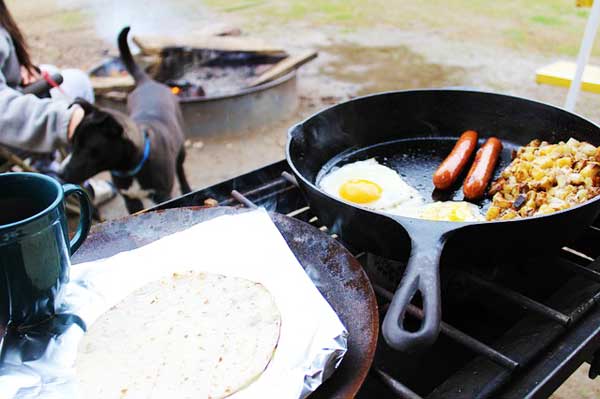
0,0,34,71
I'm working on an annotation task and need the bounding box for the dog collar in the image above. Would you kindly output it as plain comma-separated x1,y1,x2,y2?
111,130,151,178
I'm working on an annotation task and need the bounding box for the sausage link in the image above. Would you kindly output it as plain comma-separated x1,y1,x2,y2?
433,130,479,190
463,137,503,200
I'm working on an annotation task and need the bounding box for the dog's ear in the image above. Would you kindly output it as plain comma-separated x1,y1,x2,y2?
72,104,124,139
101,113,125,138
70,97,95,115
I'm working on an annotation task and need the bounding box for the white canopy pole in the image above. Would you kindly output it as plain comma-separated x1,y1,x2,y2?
565,0,600,112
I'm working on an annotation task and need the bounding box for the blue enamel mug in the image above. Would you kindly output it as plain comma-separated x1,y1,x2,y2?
0,172,91,331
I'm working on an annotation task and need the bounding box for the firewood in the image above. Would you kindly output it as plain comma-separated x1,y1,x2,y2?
91,76,135,94
248,50,317,87
133,34,287,57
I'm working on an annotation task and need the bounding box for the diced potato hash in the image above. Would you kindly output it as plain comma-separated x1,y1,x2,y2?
486,138,600,220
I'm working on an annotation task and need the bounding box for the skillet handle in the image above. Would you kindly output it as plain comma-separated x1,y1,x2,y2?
382,226,447,352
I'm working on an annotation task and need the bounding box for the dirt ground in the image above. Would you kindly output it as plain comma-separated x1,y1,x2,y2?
8,0,600,397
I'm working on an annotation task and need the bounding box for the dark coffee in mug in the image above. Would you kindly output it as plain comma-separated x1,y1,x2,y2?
0,197,45,225
0,173,91,331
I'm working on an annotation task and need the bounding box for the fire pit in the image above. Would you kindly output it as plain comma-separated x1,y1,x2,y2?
89,48,299,138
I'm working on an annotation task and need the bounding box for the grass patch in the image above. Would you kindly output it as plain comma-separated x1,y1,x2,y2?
56,10,85,29
202,0,600,57
530,15,562,26
555,43,580,57
220,1,268,13
504,28,527,47
576,9,590,18
288,3,310,19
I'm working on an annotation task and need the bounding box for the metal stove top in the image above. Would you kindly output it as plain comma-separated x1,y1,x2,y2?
151,160,600,398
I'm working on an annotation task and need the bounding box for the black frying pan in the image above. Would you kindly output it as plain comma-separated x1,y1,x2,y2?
286,89,600,352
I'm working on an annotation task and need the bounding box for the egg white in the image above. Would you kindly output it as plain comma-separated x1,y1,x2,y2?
390,201,484,222
319,158,423,210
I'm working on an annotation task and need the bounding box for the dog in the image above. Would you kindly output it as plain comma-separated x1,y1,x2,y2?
62,26,191,214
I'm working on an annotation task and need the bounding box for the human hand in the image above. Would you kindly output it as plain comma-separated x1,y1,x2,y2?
20,66,41,86
68,105,85,140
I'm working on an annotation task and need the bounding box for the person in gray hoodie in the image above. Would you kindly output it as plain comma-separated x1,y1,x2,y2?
0,1,117,206
0,0,87,154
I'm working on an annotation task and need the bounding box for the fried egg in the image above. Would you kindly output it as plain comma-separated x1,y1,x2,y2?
411,201,484,222
319,158,423,210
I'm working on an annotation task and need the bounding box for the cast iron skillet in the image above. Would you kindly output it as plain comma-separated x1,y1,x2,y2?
286,89,600,352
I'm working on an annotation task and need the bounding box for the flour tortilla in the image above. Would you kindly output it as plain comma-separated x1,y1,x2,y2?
76,271,281,399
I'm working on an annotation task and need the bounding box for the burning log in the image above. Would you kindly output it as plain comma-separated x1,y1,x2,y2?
167,79,205,98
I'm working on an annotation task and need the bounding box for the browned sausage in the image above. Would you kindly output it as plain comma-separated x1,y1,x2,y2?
463,137,503,200
433,130,479,190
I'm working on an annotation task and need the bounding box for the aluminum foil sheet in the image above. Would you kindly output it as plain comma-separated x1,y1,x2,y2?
0,209,348,398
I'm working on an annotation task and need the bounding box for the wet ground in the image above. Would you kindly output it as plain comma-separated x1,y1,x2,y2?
321,43,466,95
8,0,600,396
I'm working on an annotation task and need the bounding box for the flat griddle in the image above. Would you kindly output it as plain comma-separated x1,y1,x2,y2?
72,206,378,399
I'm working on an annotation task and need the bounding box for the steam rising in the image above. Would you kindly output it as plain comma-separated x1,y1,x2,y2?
85,0,211,45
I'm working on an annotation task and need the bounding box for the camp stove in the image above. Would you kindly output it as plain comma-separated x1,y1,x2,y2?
151,160,600,398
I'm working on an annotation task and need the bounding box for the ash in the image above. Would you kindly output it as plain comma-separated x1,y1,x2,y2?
180,64,272,97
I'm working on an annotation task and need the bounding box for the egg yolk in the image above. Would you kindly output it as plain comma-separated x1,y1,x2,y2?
420,202,480,222
339,179,382,204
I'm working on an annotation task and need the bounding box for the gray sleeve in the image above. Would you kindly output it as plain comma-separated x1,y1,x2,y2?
0,34,74,154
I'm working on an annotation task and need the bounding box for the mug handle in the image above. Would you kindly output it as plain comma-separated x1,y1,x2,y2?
62,184,92,254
